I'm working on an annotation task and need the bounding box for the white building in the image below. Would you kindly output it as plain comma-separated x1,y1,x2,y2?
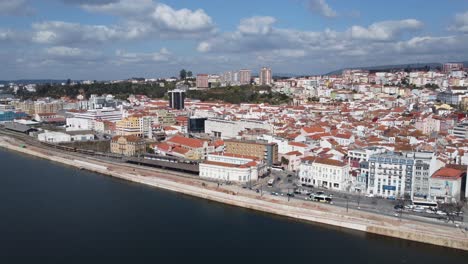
368,153,414,198
199,153,267,183
205,118,273,139
299,157,350,191
66,108,123,131
38,131,71,143
37,131,94,143
429,168,465,203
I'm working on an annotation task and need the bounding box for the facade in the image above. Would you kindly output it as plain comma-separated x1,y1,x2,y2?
299,157,351,191
188,117,207,133
12,100,63,115
429,168,465,203
199,153,267,183
452,123,468,139
67,108,123,128
37,131,94,143
196,74,209,88
239,69,252,85
259,67,272,86
116,116,153,138
443,62,464,73
0,111,27,123
412,152,440,199
368,152,415,199
110,135,146,157
224,139,278,166
205,118,273,139
168,89,186,110
415,114,440,135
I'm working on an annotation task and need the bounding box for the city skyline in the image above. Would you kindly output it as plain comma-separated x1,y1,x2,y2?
0,0,467,80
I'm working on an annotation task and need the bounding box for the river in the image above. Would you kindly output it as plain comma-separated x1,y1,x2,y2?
0,148,467,263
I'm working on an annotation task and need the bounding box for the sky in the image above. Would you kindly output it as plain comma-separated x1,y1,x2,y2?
0,0,467,80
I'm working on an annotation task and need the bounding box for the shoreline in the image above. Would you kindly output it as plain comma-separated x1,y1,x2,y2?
1,136,467,251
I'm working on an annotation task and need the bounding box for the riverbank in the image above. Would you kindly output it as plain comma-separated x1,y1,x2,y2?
1,136,467,251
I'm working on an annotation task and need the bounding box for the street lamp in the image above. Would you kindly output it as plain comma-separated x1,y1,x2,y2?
345,195,349,213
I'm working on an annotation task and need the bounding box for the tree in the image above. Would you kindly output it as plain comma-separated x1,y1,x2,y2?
281,156,289,165
179,69,187,80
187,71,193,78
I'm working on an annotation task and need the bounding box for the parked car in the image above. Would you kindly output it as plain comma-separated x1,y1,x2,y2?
394,204,404,210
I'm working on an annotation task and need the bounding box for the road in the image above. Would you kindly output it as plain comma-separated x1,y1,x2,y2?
0,127,466,230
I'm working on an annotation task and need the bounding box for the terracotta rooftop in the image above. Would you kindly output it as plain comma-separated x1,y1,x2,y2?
432,168,464,179
167,135,205,148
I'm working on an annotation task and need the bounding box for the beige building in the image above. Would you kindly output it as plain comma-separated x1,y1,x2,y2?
110,135,146,157
224,139,278,166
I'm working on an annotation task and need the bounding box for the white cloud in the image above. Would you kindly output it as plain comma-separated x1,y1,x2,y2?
152,3,214,33
31,21,148,45
115,48,172,64
80,0,154,16
450,11,468,33
0,0,34,16
308,0,337,18
349,19,423,41
238,16,276,35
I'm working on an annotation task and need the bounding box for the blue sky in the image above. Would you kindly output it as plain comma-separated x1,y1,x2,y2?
0,0,467,80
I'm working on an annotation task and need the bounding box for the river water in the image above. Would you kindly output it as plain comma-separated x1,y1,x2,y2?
0,148,467,263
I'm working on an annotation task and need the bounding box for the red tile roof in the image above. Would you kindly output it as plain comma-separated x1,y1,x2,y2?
431,168,464,179
167,135,204,148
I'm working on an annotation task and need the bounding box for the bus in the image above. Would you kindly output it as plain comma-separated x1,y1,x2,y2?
267,179,274,187
311,194,332,203
412,199,438,210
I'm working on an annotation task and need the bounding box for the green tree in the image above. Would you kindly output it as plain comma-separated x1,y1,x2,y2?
187,71,193,78
179,69,187,80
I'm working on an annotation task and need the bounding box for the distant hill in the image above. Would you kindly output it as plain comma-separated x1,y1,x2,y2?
324,61,468,76
0,79,71,85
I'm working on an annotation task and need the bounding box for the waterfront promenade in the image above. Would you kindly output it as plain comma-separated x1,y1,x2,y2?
1,135,467,251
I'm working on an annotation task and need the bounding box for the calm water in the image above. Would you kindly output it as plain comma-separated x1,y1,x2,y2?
0,149,467,263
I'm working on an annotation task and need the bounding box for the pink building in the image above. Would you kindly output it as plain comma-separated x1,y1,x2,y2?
196,74,209,88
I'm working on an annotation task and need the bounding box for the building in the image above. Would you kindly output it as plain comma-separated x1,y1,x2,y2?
443,62,464,73
196,74,209,88
299,157,351,191
259,67,272,86
110,135,146,157
368,152,415,199
429,168,466,203
0,111,27,123
37,130,94,143
116,116,153,138
168,89,186,110
452,123,468,139
199,153,267,183
162,135,214,160
188,117,207,133
239,69,252,85
205,118,273,139
412,152,440,199
67,108,123,130
224,139,278,166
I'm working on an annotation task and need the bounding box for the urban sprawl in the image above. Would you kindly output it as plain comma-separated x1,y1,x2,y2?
1,63,468,219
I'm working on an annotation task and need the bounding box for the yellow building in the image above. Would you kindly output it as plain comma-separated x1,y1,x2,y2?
116,117,143,137
224,139,278,166
110,135,146,157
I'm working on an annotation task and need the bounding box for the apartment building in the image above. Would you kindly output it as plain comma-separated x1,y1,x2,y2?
299,157,351,191
368,152,415,199
224,139,278,166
